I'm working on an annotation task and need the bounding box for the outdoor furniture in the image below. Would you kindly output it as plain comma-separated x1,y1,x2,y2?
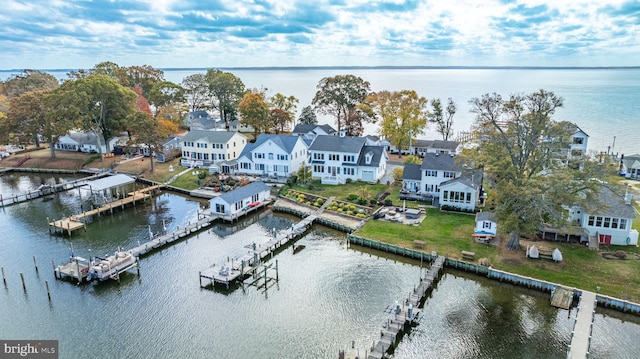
413,240,425,249
461,251,475,260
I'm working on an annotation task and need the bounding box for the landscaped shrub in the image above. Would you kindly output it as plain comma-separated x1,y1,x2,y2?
356,213,366,218
369,199,377,205
228,180,236,186
347,193,358,201
384,199,393,206
356,198,367,205
346,210,354,216
346,178,352,184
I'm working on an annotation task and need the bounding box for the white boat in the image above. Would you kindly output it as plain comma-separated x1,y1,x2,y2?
87,251,138,281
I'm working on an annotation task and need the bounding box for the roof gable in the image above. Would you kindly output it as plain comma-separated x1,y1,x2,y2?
253,134,302,154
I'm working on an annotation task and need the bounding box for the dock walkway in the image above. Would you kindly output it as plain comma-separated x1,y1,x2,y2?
342,256,445,359
568,291,596,358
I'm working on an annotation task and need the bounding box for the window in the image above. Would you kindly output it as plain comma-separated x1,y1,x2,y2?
313,153,324,160
603,217,611,228
426,170,437,177
620,219,627,230
212,154,217,161
313,165,324,173
215,204,225,213
466,193,471,203
220,154,225,160
443,191,448,200
343,155,355,162
343,167,355,175
203,154,209,160
329,154,339,161
255,153,264,159
596,217,602,227
612,218,619,229
483,221,491,229
588,216,594,226
257,164,265,171
277,154,287,160
268,153,274,160
425,184,434,192
573,137,584,144
241,163,251,169
443,171,455,178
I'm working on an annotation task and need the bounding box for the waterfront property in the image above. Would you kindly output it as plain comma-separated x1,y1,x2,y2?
236,134,308,178
209,181,271,220
292,123,337,142
473,211,497,240
180,130,247,170
408,139,459,157
308,135,388,184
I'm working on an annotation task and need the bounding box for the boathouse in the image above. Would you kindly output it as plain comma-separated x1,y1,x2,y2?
209,181,271,218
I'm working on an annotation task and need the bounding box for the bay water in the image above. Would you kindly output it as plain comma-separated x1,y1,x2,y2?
1,173,640,358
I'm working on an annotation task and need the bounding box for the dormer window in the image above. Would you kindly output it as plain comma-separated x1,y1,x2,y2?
365,152,373,164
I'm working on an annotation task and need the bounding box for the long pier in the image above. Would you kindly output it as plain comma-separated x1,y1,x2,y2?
567,291,597,358
341,256,445,359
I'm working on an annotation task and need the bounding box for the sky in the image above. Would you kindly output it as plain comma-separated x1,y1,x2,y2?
1,0,639,70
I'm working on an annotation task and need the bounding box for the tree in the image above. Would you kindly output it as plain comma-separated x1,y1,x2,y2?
312,75,374,136
368,90,428,157
64,75,137,161
181,73,209,112
403,155,422,165
297,105,317,125
132,85,152,117
127,112,162,173
116,65,165,100
428,98,456,141
465,90,608,250
269,93,298,133
238,91,270,140
148,81,185,116
392,167,404,185
205,69,246,126
2,70,59,99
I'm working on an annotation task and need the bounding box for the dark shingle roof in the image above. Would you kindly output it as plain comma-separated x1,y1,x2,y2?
476,212,496,222
402,164,422,180
293,124,337,135
420,153,461,172
440,171,483,189
215,181,270,205
592,187,636,218
253,134,302,153
357,146,385,167
309,135,366,153
412,139,459,151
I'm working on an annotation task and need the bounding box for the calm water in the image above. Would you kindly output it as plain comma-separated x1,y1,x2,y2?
1,173,640,359
1,67,638,155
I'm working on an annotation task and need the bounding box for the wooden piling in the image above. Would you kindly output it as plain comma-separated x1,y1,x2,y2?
33,256,38,272
47,217,51,234
20,272,26,290
1,266,6,285
275,260,279,281
45,280,51,301
52,260,56,279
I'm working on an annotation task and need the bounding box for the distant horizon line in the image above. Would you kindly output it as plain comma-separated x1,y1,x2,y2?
2,65,640,73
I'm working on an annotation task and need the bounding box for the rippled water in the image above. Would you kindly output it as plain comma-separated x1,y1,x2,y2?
1,172,639,359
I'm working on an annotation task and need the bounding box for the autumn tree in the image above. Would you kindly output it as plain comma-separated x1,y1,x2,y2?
269,93,298,133
368,90,428,157
312,75,374,136
465,90,608,250
205,69,246,126
148,81,185,117
2,70,59,99
127,112,161,173
238,91,269,140
133,85,152,117
428,98,456,141
297,105,317,125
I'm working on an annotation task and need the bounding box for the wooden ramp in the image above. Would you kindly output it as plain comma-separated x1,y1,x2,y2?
551,286,575,310
568,291,597,358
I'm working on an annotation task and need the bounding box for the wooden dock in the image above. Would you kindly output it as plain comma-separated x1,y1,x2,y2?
342,256,446,359
48,190,152,235
567,291,597,358
199,214,317,289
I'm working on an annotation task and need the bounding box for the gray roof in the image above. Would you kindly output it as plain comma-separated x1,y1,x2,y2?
440,171,483,189
238,142,256,159
293,124,336,135
412,139,459,151
591,187,636,218
215,181,270,205
476,212,496,222
420,153,461,172
181,130,242,143
402,164,422,180
68,131,104,147
309,135,366,153
254,134,302,153
357,146,385,167
621,154,640,169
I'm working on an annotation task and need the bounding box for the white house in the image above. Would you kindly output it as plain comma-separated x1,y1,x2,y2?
417,153,461,198
577,187,638,246
180,130,247,169
209,181,271,219
292,124,337,142
569,125,589,158
237,134,308,177
156,136,182,163
410,140,459,157
187,110,225,131
229,120,255,133
620,154,640,179
439,172,483,212
474,212,497,239
308,135,387,184
401,164,422,193
55,131,109,154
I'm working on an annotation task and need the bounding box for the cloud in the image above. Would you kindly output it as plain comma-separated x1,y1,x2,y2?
0,0,638,70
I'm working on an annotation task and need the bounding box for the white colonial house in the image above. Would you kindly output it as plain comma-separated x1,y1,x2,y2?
292,124,337,142
180,130,247,169
620,154,640,179
229,120,255,133
570,187,639,246
401,164,422,193
209,181,271,219
236,134,308,177
569,125,589,158
308,135,387,184
439,172,483,212
417,153,461,198
55,131,112,154
474,212,497,239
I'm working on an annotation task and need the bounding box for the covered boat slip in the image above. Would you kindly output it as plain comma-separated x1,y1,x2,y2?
49,174,163,235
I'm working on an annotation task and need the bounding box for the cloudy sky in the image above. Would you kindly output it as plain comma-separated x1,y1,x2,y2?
1,0,639,70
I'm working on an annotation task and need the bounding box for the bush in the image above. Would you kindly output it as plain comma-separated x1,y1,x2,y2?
347,193,358,201
384,199,393,206
369,199,377,205
356,198,367,205
346,210,354,216
346,178,352,184
356,213,366,218
228,180,236,186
